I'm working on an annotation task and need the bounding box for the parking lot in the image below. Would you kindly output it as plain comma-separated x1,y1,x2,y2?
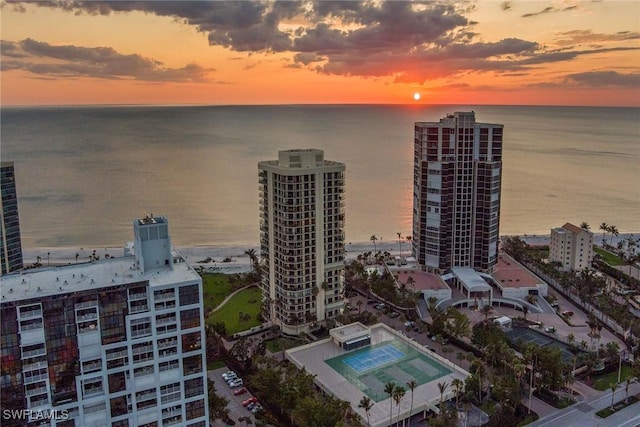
208,366,258,426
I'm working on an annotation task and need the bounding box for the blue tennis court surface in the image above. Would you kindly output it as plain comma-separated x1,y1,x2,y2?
325,340,453,401
344,344,405,373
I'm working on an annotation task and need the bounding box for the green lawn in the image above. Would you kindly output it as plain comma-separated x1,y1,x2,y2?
593,365,633,391
201,273,234,310
208,286,262,335
207,360,227,371
594,247,622,266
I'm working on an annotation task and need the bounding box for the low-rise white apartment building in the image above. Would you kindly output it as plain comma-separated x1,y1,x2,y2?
549,222,594,272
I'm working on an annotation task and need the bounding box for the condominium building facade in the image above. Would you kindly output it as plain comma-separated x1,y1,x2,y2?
1,162,24,275
0,216,208,427
549,222,594,272
412,112,503,273
259,149,345,335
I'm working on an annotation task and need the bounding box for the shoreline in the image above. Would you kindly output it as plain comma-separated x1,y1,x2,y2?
21,233,637,269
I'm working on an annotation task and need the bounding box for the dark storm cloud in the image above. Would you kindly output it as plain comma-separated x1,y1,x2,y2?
0,40,26,57
566,71,640,87
6,1,637,84
1,38,213,81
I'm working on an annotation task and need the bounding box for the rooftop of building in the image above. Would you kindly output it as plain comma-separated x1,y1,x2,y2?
450,267,492,292
562,222,590,235
330,322,370,343
395,269,449,291
492,253,543,288
137,214,167,225
1,247,200,304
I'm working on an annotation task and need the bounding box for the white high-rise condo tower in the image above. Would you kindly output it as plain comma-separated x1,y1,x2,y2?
412,112,503,273
259,149,346,335
0,216,209,427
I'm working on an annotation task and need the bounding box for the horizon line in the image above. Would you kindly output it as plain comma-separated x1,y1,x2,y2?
2,102,639,109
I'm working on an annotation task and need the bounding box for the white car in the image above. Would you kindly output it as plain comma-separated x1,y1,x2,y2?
222,371,236,380
229,379,244,388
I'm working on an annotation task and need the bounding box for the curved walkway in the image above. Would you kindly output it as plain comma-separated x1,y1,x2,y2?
210,282,258,314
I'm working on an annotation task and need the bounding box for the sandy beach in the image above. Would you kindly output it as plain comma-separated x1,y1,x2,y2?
20,233,636,274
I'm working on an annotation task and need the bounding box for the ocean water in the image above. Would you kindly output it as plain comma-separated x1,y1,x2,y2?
1,104,638,250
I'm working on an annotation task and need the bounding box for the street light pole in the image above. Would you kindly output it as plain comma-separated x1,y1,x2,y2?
528,359,535,415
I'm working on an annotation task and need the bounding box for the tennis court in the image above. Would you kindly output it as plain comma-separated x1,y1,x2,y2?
325,340,452,402
507,328,554,347
507,327,577,362
344,344,405,373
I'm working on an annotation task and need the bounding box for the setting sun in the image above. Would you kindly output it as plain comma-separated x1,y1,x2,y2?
413,93,421,101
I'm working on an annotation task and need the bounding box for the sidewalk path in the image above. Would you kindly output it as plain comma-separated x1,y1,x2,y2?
209,283,257,314
524,395,557,419
528,381,640,427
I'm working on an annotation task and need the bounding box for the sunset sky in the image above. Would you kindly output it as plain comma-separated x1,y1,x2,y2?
2,0,639,106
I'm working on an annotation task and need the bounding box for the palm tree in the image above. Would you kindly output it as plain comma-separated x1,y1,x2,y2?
393,385,405,426
451,378,464,408
397,232,403,258
608,224,619,246
370,235,378,255
522,304,529,321
244,248,257,272
437,381,449,409
442,345,453,362
480,305,492,322
610,382,617,410
358,395,373,427
384,381,395,427
406,235,412,256
580,221,590,230
625,377,632,404
600,222,609,246
406,379,417,421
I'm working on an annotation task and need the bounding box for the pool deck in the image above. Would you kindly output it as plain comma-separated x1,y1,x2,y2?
286,323,469,427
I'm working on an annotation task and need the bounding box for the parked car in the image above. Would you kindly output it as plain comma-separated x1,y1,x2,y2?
242,397,258,407
545,326,556,333
389,311,400,318
226,377,239,384
251,404,263,414
222,371,236,380
562,310,574,317
233,387,247,396
246,402,256,410
375,303,386,310
404,321,415,327
230,379,244,388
